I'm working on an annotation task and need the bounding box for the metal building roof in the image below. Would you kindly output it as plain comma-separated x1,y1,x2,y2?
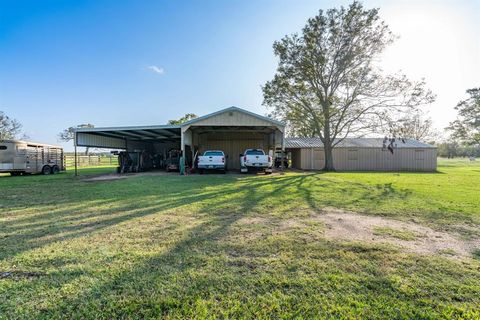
74,107,284,142
75,124,181,142
285,137,436,149
182,106,285,127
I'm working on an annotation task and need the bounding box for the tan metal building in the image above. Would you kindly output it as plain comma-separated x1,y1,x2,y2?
286,137,437,172
75,107,285,170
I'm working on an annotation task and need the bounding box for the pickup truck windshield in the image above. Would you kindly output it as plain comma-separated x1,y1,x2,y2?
245,150,264,156
204,151,223,156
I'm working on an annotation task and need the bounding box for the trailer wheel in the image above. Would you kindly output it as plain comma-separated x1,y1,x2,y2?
42,166,52,175
10,172,21,176
52,165,60,174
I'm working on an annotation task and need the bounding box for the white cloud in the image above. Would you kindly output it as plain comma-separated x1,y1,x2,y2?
146,65,165,75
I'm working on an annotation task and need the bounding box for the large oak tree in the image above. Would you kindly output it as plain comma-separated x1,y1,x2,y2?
263,1,434,170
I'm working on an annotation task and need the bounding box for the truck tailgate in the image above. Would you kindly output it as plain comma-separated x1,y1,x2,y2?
198,156,224,168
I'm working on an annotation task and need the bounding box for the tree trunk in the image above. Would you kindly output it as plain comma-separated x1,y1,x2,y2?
322,113,335,171
323,142,335,171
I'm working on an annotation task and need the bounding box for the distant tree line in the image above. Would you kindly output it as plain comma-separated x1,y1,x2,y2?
436,142,480,158
436,87,480,158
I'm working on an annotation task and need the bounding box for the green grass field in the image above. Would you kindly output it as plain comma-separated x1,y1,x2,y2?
1,159,479,319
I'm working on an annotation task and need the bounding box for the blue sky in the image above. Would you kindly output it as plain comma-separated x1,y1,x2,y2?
1,0,478,150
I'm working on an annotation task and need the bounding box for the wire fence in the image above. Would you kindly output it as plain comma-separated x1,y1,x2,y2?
64,155,118,168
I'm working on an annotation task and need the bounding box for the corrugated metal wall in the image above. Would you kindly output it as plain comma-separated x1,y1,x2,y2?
292,147,437,171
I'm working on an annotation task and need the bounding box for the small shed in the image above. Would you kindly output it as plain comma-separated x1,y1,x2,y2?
286,138,437,172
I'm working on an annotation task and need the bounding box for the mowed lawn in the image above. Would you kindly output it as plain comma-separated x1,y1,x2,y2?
1,159,479,319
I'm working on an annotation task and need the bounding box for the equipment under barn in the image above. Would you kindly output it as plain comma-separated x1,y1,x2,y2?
285,137,437,172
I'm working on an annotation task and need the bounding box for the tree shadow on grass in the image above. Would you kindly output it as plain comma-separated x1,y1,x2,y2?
42,179,320,317
2,173,478,318
2,176,296,318
287,173,413,214
0,174,307,262
33,177,477,319
0,171,419,265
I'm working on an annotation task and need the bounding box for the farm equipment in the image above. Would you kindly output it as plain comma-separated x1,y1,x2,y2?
165,149,181,172
274,152,289,169
114,150,154,173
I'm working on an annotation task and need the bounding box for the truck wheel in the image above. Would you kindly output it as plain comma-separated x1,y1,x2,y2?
52,165,60,174
10,172,20,176
42,166,52,175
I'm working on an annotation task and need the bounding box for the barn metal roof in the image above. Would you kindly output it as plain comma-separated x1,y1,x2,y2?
74,124,181,142
74,107,284,142
285,137,436,149
182,106,285,127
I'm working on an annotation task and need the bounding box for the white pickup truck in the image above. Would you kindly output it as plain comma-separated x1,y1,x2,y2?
197,150,226,173
240,149,273,174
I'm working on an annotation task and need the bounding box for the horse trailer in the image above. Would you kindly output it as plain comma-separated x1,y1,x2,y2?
0,140,65,176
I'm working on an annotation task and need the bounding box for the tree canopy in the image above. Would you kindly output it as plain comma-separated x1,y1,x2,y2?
168,113,198,125
58,124,95,155
58,124,95,142
262,1,434,170
0,111,23,140
382,111,437,142
447,88,480,145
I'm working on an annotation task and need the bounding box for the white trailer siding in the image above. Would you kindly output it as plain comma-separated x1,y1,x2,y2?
0,140,64,174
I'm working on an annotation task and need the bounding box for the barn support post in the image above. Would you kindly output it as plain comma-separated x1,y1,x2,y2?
74,131,78,176
272,130,276,170
191,146,195,172
180,129,185,175
280,132,285,173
